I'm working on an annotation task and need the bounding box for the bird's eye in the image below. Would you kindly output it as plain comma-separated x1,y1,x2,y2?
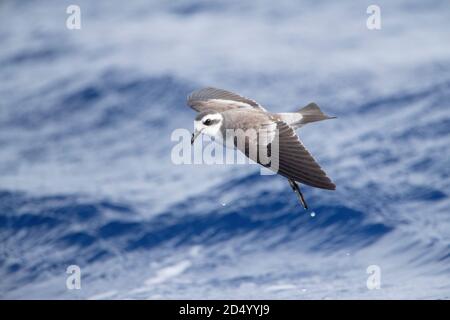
203,119,212,126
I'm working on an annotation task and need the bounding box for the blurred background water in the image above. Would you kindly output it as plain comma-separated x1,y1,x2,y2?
0,0,449,299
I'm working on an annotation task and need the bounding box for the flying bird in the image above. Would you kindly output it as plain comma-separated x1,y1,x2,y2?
187,87,336,209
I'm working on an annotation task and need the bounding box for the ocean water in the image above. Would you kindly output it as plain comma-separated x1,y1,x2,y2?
0,0,449,299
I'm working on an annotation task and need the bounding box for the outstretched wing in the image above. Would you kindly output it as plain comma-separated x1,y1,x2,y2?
187,87,267,112
233,117,335,190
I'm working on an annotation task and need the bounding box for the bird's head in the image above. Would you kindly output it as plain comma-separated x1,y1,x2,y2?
191,110,223,144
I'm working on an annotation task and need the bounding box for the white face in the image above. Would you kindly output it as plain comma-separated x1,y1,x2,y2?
194,113,223,137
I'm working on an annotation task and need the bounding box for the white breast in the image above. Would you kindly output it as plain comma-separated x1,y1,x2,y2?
213,130,236,149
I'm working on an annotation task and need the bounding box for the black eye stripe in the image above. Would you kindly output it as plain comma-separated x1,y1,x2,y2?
203,118,220,125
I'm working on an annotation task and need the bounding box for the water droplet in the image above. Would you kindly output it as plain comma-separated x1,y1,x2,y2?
310,212,316,217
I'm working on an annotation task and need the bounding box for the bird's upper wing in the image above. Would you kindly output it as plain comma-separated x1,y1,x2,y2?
187,87,267,112
229,113,335,190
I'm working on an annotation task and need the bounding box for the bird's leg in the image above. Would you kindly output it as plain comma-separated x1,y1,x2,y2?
288,179,308,210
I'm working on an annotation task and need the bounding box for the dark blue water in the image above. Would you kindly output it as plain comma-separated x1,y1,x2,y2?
1,0,449,299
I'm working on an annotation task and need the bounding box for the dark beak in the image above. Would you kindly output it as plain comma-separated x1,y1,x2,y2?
191,130,202,145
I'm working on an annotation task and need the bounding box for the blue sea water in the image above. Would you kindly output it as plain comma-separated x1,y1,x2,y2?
0,0,450,299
